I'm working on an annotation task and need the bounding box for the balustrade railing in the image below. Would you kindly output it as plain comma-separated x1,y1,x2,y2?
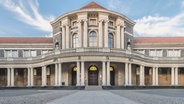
0,48,183,62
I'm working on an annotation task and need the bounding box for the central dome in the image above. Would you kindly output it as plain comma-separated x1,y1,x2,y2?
80,2,107,10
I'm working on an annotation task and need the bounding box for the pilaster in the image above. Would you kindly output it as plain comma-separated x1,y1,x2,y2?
98,20,103,47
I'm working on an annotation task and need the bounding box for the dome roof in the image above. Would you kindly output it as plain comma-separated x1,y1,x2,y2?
80,2,107,10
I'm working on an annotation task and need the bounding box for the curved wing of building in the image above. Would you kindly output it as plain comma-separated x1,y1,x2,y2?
0,2,183,87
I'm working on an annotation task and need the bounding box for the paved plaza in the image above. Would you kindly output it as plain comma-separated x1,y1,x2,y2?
0,89,184,104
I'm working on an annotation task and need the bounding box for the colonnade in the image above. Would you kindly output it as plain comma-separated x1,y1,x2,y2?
2,62,180,87
60,19,125,49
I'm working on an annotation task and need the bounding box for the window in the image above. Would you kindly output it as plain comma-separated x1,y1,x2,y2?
149,50,163,57
5,50,11,57
72,33,78,48
108,21,113,27
12,50,18,58
136,49,145,54
167,49,181,57
42,50,48,54
23,50,30,57
89,65,97,71
31,50,37,57
72,21,78,27
89,19,96,25
108,33,114,48
89,31,97,47
55,42,59,49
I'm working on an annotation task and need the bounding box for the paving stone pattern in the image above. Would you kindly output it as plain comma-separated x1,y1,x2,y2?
0,89,184,104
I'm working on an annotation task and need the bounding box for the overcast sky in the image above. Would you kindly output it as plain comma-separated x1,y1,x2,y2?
0,0,184,37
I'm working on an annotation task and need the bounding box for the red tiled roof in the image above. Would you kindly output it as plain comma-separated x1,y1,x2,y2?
80,2,106,10
134,37,184,44
0,37,53,44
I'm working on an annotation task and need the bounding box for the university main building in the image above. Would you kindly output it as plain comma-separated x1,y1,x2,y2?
0,2,184,88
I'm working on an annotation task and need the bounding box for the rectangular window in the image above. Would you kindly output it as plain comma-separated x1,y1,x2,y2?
42,50,48,54
167,49,181,57
108,21,113,27
23,50,30,57
89,19,96,25
31,50,37,57
12,50,18,58
149,50,163,57
5,50,12,57
72,21,78,27
137,49,145,54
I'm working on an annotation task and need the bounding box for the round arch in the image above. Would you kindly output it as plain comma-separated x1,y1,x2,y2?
88,65,98,85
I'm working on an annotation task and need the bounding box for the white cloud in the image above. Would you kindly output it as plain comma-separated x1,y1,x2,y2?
134,13,184,37
0,0,54,33
108,0,184,37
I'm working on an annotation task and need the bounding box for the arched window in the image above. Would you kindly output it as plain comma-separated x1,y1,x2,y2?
108,33,114,48
55,42,59,49
72,33,78,48
89,31,97,47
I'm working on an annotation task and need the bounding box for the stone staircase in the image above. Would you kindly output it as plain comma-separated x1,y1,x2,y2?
85,86,102,90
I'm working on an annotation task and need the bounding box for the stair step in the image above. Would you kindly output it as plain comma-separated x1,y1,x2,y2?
85,86,102,90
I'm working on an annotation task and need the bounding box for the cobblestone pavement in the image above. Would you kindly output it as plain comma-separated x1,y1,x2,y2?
47,91,139,104
110,89,184,104
1,89,184,104
0,90,77,104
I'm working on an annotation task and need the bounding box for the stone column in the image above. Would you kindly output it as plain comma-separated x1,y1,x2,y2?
7,68,11,87
116,25,121,48
62,26,66,49
102,61,106,86
83,20,88,48
98,20,103,47
42,66,46,86
55,64,58,86
104,20,108,48
81,61,85,86
155,67,158,85
27,68,30,86
77,61,81,86
11,68,14,87
58,63,62,86
175,67,178,86
152,67,156,86
106,61,110,86
66,25,70,49
121,25,125,49
125,63,129,85
128,63,132,85
171,67,175,85
78,20,82,47
30,67,34,86
140,65,145,86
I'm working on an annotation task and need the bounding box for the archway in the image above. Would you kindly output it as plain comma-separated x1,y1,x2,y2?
88,65,98,85
110,66,115,85
72,67,77,85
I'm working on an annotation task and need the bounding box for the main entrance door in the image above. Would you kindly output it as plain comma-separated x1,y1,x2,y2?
88,65,98,85
72,67,77,85
110,66,115,86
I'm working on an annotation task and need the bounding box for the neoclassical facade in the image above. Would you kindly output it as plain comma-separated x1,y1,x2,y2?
0,2,184,87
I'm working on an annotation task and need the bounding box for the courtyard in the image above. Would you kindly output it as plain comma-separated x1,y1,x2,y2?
0,89,184,104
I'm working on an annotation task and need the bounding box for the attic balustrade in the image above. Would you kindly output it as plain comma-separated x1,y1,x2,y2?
0,48,184,64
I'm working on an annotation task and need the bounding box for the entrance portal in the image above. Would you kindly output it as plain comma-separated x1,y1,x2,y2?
110,66,115,85
88,65,98,85
72,67,77,85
